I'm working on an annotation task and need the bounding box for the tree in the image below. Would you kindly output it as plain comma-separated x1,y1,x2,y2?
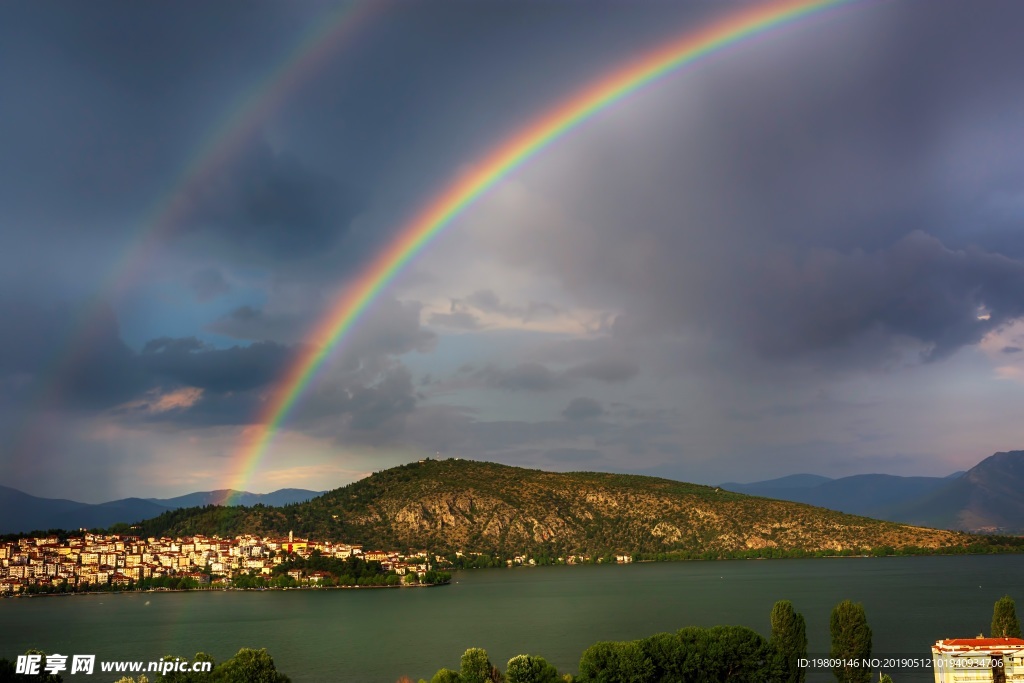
702,625,779,682
771,600,808,683
640,632,698,682
830,601,872,683
992,595,1021,638
430,670,461,683
577,641,653,683
210,648,290,683
879,675,893,683
0,650,65,683
505,655,559,683
460,649,500,683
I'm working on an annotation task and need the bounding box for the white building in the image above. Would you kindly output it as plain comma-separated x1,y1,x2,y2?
932,637,1024,683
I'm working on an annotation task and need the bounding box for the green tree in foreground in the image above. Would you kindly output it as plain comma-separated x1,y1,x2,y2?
460,649,500,683
830,600,872,683
430,670,461,683
155,652,215,683
771,600,808,683
208,648,289,683
0,650,64,683
879,675,893,683
992,595,1022,638
577,640,654,683
505,655,559,683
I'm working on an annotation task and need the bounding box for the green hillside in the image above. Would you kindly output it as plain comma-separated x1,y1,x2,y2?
123,459,973,555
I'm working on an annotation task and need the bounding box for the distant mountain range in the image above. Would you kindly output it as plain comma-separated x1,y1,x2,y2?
5,450,1022,537
721,450,1024,533
0,486,323,534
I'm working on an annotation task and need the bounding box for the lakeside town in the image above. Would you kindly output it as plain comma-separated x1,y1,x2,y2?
0,530,448,594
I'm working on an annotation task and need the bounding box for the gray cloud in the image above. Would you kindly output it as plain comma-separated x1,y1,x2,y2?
463,289,562,323
566,357,640,383
427,309,482,331
475,362,566,392
206,305,309,345
562,397,604,421
544,447,602,463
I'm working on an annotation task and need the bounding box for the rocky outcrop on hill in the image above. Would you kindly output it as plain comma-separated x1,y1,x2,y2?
129,459,971,555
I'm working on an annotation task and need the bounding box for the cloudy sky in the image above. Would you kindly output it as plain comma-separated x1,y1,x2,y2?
3,0,1024,502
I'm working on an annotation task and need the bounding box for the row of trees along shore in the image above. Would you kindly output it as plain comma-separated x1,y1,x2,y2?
0,597,1017,682
416,595,1020,683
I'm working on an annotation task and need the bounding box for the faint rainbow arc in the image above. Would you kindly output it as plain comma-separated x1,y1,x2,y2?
9,1,376,479
229,0,852,493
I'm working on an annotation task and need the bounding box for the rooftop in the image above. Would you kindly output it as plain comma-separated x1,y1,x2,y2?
934,637,1024,651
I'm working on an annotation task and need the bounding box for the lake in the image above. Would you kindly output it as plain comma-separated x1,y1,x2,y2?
2,555,1022,682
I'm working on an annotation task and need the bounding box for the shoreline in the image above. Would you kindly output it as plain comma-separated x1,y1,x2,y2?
2,581,449,599
6,550,1023,600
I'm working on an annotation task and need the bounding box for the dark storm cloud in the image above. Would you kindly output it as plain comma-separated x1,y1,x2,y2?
1003,346,1023,354
488,2,1024,373
562,397,604,421
0,297,146,409
140,337,298,394
600,231,1024,364
729,232,1024,361
189,268,230,302
0,289,432,436
180,138,361,260
208,297,435,359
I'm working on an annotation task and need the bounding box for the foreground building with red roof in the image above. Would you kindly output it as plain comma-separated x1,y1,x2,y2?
932,636,1024,683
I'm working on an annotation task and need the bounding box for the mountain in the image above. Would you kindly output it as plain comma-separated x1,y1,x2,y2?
720,474,952,519
46,498,173,533
149,488,322,509
0,486,322,534
720,473,833,491
720,451,1024,532
0,485,91,534
886,451,1024,532
125,459,968,555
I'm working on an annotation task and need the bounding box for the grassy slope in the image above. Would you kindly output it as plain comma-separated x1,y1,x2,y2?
125,459,970,554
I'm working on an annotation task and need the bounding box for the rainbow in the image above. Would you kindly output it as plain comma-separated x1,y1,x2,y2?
9,1,377,475
228,0,853,494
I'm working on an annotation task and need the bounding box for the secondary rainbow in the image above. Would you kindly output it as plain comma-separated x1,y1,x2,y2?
229,0,854,490
10,1,377,483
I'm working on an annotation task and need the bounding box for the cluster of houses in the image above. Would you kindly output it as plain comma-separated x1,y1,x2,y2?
0,530,435,594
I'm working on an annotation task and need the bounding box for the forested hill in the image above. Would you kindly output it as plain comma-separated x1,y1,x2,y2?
122,459,972,556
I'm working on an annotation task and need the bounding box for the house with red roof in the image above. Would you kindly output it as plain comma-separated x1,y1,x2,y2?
932,636,1024,683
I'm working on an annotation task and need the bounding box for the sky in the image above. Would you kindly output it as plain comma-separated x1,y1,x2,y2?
2,0,1024,502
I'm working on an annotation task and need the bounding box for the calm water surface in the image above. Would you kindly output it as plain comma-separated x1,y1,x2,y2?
2,555,1022,682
